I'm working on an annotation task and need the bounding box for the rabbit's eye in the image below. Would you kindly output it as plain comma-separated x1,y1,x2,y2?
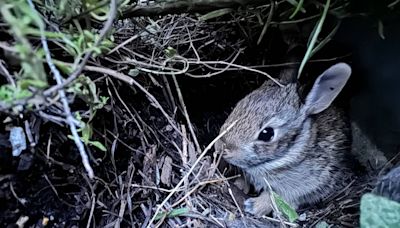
258,127,274,142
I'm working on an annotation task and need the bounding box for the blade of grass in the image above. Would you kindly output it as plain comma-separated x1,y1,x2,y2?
198,8,233,21
286,0,306,13
289,0,305,19
272,191,299,223
309,21,341,58
154,207,189,221
297,0,331,79
257,0,275,45
378,20,385,39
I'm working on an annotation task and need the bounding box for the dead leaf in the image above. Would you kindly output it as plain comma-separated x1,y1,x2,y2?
161,156,173,186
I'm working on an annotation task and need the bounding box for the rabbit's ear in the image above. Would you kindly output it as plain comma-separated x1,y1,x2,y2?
304,63,351,115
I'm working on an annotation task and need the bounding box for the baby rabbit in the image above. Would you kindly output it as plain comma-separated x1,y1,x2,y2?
216,63,352,216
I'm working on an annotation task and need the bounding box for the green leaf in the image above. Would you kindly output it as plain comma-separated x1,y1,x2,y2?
77,33,85,49
55,62,73,74
83,30,94,40
14,88,32,99
0,86,13,101
360,193,400,228
19,79,47,89
128,69,140,77
81,124,92,143
24,28,65,39
272,191,299,223
19,0,44,28
88,141,107,152
164,47,177,58
92,96,108,111
198,8,233,21
74,112,82,122
154,207,189,221
0,84,32,102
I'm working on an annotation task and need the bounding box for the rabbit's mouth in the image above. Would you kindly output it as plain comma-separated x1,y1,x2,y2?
223,157,249,168
223,153,275,169
222,153,247,168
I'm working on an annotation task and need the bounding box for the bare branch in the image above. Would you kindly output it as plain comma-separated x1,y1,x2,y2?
121,0,265,18
146,120,238,227
27,0,118,179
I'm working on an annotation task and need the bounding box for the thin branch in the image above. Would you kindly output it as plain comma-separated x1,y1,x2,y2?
228,187,246,227
146,120,238,227
171,175,240,207
122,0,266,18
0,59,15,87
54,62,185,139
262,216,299,227
172,76,201,152
186,58,284,87
257,0,274,45
27,0,98,178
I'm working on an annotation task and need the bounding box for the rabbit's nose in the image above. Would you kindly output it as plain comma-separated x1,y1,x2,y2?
222,143,237,155
215,138,237,155
223,147,231,154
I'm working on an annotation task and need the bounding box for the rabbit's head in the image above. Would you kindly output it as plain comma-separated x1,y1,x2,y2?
216,63,352,170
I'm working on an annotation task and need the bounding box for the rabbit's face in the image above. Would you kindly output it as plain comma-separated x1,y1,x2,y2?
216,83,306,169
216,63,352,170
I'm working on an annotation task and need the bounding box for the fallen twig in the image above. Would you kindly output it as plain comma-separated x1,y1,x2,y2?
146,120,238,227
27,0,103,178
122,0,266,18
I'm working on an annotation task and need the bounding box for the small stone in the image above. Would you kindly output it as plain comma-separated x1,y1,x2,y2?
42,217,49,226
16,215,29,228
9,127,26,157
298,213,307,221
165,125,173,132
160,156,173,186
3,117,12,123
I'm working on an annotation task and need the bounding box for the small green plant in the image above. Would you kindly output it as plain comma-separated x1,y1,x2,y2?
65,30,114,58
66,75,109,152
0,0,48,106
272,191,299,223
0,0,113,152
0,84,32,104
68,113,107,152
154,207,189,221
67,75,109,120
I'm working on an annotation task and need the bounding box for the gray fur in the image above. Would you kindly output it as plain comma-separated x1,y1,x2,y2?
216,63,352,215
373,166,400,202
305,63,352,114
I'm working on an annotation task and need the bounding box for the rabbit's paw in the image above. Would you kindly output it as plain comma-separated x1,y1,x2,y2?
244,191,272,216
233,177,250,194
